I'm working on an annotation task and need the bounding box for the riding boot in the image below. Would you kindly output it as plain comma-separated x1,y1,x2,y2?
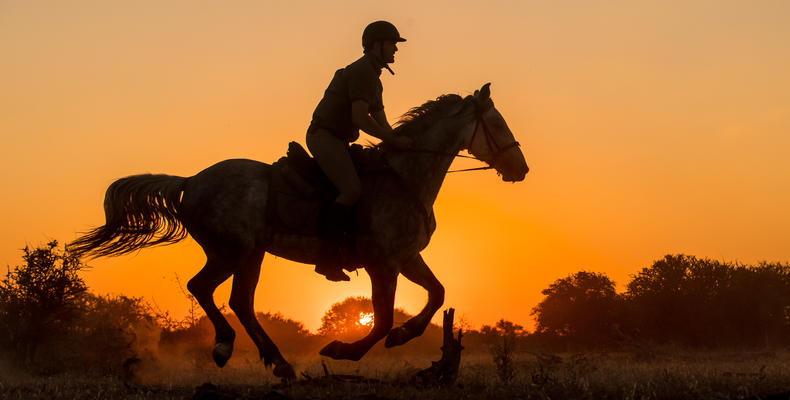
315,203,355,282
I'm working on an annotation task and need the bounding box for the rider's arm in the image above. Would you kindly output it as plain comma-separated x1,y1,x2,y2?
351,100,397,142
371,108,412,149
371,109,391,132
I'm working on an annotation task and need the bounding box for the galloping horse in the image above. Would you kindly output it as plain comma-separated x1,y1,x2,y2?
70,83,528,378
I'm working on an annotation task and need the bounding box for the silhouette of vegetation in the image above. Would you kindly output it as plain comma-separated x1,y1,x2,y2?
318,296,374,338
481,319,525,383
0,241,88,364
160,311,323,362
314,296,447,357
52,293,157,373
0,241,163,372
531,255,790,349
318,296,412,340
624,255,790,347
3,239,790,394
532,271,621,347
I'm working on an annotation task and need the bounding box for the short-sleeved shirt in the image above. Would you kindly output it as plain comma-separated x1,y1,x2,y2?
308,55,384,143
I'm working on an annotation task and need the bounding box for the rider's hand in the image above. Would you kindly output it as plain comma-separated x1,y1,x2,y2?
387,135,413,150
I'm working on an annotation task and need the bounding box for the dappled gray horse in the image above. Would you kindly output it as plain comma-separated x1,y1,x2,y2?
70,83,528,378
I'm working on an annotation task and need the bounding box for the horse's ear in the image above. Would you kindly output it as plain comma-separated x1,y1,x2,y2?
479,83,491,101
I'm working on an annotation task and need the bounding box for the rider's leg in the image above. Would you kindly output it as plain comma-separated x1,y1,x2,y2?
307,128,362,205
306,128,362,281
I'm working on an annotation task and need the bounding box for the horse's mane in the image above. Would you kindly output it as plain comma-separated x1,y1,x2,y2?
393,94,469,137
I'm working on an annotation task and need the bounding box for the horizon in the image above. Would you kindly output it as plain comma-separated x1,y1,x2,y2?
7,242,788,335
2,1,789,332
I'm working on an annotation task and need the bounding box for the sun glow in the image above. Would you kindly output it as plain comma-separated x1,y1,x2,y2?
357,312,373,327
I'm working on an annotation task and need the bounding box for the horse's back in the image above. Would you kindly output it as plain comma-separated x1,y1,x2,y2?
187,158,271,198
180,159,272,254
195,158,270,176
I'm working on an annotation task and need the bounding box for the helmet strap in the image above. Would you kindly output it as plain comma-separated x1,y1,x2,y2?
371,42,395,75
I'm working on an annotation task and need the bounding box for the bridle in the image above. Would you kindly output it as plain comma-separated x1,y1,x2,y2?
404,101,521,174
388,99,521,240
457,106,521,172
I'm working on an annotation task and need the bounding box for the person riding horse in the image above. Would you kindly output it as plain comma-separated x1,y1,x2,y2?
307,21,412,282
70,82,529,375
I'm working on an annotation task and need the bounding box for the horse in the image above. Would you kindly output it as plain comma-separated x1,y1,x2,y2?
69,83,528,379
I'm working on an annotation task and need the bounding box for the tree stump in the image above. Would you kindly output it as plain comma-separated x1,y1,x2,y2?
413,308,463,386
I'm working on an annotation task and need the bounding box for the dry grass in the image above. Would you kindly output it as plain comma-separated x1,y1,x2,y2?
1,350,790,399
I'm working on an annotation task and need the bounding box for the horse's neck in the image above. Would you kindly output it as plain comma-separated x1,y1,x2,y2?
386,115,473,210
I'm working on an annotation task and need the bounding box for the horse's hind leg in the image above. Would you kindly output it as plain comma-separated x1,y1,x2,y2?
187,257,236,367
385,254,445,347
229,252,295,379
320,267,398,361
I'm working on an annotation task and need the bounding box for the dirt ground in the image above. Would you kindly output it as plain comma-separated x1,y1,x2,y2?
2,351,790,399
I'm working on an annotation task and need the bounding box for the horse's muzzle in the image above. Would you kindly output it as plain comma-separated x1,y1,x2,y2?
501,162,528,182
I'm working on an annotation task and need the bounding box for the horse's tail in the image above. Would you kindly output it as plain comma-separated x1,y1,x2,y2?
69,174,188,258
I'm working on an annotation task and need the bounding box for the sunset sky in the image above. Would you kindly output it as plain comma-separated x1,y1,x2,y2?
2,1,789,332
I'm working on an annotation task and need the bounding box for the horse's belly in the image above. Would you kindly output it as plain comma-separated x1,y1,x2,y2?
266,233,322,265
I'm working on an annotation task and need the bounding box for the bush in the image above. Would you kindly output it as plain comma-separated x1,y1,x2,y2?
0,241,88,364
482,319,525,383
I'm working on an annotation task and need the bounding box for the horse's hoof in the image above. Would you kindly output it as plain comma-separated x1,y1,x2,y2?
319,340,343,359
319,340,363,361
385,326,409,348
212,341,234,367
273,362,296,379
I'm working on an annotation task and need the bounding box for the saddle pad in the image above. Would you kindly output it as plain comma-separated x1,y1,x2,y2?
268,166,323,235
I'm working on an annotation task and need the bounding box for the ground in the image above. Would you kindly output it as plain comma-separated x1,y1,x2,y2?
1,351,790,399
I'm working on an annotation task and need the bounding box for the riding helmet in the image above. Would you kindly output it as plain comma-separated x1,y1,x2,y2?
362,21,406,48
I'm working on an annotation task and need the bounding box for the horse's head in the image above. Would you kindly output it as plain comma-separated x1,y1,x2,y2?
462,83,529,182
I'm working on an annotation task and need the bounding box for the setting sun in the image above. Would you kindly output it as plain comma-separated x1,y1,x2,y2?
357,312,374,327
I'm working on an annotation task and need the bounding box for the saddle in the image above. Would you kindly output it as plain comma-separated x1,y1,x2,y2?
268,142,388,235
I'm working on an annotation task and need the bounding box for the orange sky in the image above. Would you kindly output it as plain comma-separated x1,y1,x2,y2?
2,1,789,332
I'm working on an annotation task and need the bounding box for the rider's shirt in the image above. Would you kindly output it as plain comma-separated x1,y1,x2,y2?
308,54,384,143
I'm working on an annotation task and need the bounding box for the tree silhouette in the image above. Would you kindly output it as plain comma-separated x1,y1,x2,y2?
625,254,728,345
718,263,790,346
318,297,411,339
625,255,790,346
532,271,620,346
318,297,373,338
0,241,88,363
258,311,311,338
255,311,323,354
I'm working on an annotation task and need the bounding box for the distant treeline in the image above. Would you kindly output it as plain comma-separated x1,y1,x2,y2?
530,254,790,350
1,241,788,373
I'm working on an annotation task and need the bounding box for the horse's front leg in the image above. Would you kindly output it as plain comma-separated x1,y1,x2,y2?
385,254,444,347
319,267,397,361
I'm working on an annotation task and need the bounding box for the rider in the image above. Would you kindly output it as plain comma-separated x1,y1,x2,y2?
306,21,412,282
